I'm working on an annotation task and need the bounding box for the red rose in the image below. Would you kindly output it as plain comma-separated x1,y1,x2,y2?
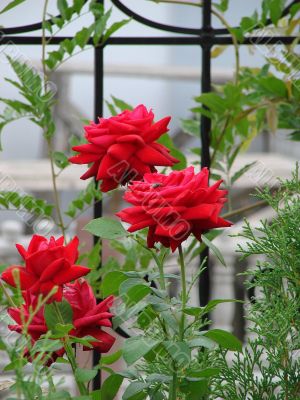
1,235,90,302
8,292,65,366
69,104,179,192
116,166,232,252
64,279,115,353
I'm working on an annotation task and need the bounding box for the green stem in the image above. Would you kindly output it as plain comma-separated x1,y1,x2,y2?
168,244,188,400
222,199,268,220
47,138,67,239
151,250,166,291
178,244,187,341
53,303,88,395
42,0,49,86
132,236,166,291
42,0,66,240
0,280,16,308
169,368,177,400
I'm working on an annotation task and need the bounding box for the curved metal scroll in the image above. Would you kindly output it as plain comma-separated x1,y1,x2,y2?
111,0,203,35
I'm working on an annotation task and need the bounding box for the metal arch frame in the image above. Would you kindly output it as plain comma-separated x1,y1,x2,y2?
1,0,300,390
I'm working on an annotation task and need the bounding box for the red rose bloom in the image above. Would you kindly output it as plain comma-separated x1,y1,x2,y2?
1,235,90,302
8,292,65,366
116,166,232,252
69,104,179,192
64,279,115,353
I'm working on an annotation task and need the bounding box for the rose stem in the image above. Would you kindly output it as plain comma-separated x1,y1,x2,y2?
169,244,187,400
53,302,88,395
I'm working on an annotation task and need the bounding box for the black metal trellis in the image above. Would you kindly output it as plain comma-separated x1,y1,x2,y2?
1,0,299,391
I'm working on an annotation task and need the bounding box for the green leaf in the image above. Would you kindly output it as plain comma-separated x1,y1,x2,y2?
47,390,72,399
4,359,27,371
0,192,53,217
75,26,93,49
102,18,130,43
231,161,256,184
163,341,191,366
100,374,124,400
32,338,63,353
202,234,226,266
203,298,242,313
124,284,151,305
73,396,90,400
44,300,73,331
0,0,26,14
111,96,133,111
123,336,160,366
101,271,127,297
187,336,216,350
57,0,68,19
187,367,220,378
157,133,187,170
289,130,300,141
69,335,94,348
137,306,157,329
213,0,229,12
181,118,200,137
146,373,172,384
61,38,76,55
89,1,104,17
123,381,149,400
50,323,74,338
53,151,70,169
73,0,85,13
259,76,287,98
180,379,209,399
269,0,284,24
84,217,127,239
101,350,122,365
195,93,227,114
93,9,111,44
113,301,148,328
204,329,243,352
75,368,98,383
65,181,101,218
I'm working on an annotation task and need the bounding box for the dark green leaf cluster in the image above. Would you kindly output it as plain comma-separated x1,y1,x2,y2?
44,1,129,70
211,166,300,399
0,57,56,147
0,191,54,217
101,266,242,400
64,180,102,218
184,65,300,187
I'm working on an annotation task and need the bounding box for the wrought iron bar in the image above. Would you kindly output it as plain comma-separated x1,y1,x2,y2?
1,35,299,45
92,0,104,391
199,0,212,309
